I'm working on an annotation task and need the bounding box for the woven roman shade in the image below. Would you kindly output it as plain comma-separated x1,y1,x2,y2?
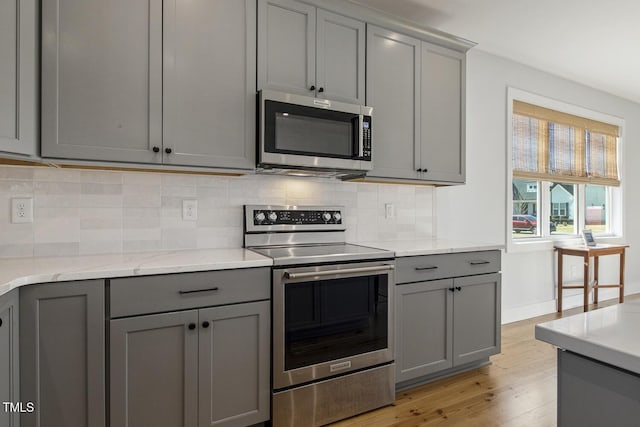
512,101,620,186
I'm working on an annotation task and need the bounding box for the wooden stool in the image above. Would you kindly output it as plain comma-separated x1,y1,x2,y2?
555,244,628,312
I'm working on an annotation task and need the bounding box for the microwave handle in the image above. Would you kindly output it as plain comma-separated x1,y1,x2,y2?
358,114,364,157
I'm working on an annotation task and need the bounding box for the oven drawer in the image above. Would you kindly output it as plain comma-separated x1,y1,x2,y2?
396,250,501,284
110,268,270,317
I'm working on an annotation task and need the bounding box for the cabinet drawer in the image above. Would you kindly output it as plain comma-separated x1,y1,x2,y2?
110,268,270,317
396,250,500,284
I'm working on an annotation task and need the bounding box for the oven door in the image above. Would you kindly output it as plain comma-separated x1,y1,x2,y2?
259,90,372,172
273,261,394,390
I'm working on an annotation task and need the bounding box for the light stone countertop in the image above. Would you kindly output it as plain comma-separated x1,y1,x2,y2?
358,239,504,257
535,300,640,375
0,248,273,298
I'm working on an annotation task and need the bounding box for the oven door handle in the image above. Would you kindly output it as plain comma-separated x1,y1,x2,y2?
283,264,395,280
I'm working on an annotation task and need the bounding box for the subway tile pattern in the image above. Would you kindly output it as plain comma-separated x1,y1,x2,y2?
0,165,434,258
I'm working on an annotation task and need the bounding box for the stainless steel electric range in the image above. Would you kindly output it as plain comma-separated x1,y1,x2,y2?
244,205,396,427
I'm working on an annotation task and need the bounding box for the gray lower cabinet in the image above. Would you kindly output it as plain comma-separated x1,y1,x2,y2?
42,0,256,170
20,280,105,427
0,290,19,427
366,24,466,184
109,268,271,427
395,253,501,385
258,0,365,104
0,0,37,157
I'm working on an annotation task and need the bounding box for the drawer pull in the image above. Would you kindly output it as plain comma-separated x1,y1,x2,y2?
469,260,490,266
415,266,438,271
455,286,462,291
178,287,220,295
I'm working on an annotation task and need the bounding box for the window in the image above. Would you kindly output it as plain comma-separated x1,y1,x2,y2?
509,94,622,242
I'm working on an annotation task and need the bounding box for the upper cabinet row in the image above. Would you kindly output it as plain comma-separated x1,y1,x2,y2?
0,0,469,184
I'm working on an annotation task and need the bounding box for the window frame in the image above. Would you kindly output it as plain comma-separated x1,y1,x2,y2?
506,88,625,253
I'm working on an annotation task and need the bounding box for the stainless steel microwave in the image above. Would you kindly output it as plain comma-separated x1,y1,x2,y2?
258,90,373,178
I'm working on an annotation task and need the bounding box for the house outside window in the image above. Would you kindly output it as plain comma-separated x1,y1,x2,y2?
508,91,622,244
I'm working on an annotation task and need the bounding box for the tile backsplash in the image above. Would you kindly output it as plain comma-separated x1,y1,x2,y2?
0,165,434,258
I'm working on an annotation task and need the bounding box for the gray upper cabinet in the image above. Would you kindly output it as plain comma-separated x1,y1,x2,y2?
41,0,162,164
163,0,256,169
420,44,465,183
366,25,421,180
0,290,19,427
20,280,105,427
0,0,37,157
258,0,365,104
367,24,467,184
42,0,256,170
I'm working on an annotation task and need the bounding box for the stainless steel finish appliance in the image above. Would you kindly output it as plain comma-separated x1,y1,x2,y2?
244,205,395,426
258,90,373,178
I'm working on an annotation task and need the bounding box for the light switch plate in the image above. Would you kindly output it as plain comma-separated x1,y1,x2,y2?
385,203,395,219
11,197,33,223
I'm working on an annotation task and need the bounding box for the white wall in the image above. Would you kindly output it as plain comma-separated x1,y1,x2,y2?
436,50,640,323
0,166,434,257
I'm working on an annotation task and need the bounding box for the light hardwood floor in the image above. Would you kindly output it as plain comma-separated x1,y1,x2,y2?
332,295,639,427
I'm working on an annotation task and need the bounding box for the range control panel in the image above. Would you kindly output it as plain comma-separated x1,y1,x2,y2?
244,205,346,233
252,209,342,226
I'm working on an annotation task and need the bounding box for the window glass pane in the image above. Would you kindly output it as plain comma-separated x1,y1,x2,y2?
585,184,608,234
550,182,576,235
512,178,539,238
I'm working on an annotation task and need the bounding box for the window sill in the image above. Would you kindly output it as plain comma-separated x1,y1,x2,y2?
507,234,624,253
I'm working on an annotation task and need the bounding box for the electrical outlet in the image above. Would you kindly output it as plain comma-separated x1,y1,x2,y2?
385,203,395,219
182,199,198,221
11,197,33,223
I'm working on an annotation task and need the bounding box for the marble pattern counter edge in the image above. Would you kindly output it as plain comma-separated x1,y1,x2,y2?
0,248,274,298
359,239,504,257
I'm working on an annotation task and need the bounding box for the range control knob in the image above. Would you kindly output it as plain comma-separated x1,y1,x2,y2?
268,212,278,222
322,212,332,222
255,212,265,222
333,212,342,222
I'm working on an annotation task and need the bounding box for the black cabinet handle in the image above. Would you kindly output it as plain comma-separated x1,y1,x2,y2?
152,146,160,153
0,318,2,327
179,287,219,295
423,168,428,173
448,288,455,292
165,147,172,154
202,321,210,328
318,87,324,93
415,266,438,271
469,260,490,266
309,85,316,91
188,323,196,330
416,168,423,172
456,286,462,291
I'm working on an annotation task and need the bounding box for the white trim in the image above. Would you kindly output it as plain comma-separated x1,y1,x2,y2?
506,87,625,253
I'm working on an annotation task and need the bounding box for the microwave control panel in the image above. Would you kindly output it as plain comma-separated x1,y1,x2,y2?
361,117,372,160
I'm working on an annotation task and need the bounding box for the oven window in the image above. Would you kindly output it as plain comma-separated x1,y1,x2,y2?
264,100,358,159
284,274,388,371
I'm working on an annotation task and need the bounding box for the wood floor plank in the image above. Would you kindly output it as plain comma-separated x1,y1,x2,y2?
330,295,638,427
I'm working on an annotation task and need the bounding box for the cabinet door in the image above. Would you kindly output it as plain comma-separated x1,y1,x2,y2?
41,0,162,163
453,273,501,366
163,0,256,169
366,25,421,180
20,280,105,427
316,10,365,104
0,0,37,156
257,0,316,96
199,301,270,427
110,310,199,427
0,291,19,427
395,279,453,383
420,43,465,183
